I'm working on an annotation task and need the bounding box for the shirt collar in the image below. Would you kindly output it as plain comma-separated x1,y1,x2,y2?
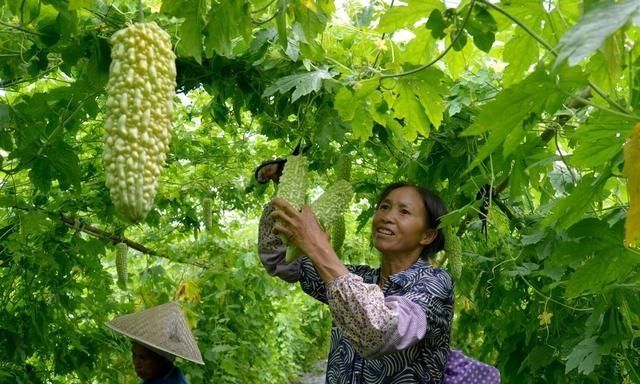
385,259,430,286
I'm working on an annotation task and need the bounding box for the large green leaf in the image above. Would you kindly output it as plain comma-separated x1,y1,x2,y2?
204,0,252,57
402,27,437,66
161,0,206,63
541,173,605,230
333,80,381,140
47,141,81,191
292,0,335,41
565,248,640,298
554,0,640,68
412,69,445,129
376,0,444,33
393,79,430,141
461,69,564,172
564,337,601,375
263,69,334,102
569,111,634,169
502,29,539,87
465,5,497,53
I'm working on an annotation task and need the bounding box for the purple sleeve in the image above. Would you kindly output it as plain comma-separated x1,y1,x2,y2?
257,202,302,283
444,349,501,384
326,273,428,359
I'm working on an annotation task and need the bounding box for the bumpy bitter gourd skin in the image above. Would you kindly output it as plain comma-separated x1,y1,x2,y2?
334,154,352,182
275,155,354,263
331,215,346,256
332,154,351,256
442,225,462,279
285,179,354,263
275,155,308,262
276,154,308,211
310,179,353,229
103,22,176,223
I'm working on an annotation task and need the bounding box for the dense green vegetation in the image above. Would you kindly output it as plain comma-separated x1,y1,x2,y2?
1,0,639,382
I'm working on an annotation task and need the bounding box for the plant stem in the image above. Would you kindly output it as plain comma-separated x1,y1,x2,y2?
0,20,47,36
138,0,144,23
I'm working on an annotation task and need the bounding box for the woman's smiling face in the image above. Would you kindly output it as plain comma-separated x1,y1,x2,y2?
372,186,435,259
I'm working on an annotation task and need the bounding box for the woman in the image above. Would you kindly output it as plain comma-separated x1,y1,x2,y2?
131,342,187,383
259,182,454,383
105,301,204,384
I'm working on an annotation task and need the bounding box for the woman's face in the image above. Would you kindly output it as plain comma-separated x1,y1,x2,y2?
131,343,168,380
372,186,434,259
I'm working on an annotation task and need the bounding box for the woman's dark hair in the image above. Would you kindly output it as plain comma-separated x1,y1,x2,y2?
376,182,448,259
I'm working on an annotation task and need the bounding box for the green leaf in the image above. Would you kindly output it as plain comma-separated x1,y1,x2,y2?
403,27,438,66
425,9,447,39
15,0,39,24
334,86,357,121
0,103,13,151
504,262,539,277
376,0,444,33
18,210,51,237
569,111,633,169
263,69,333,102
47,142,81,191
565,248,640,298
205,0,252,57
461,69,560,171
564,337,605,375
161,0,194,16
68,0,92,11
521,345,556,371
178,20,204,63
502,29,539,87
464,6,497,52
314,105,345,145
558,0,582,22
554,0,640,68
412,69,445,129
541,173,605,230
498,0,546,26
520,229,545,245
29,158,53,193
394,79,429,141
292,0,334,41
333,82,379,140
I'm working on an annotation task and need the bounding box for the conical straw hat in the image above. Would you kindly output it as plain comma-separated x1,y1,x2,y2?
106,301,204,365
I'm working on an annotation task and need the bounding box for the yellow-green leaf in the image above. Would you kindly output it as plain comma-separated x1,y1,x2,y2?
623,123,640,247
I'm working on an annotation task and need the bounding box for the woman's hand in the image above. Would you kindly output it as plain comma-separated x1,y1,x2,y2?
270,197,348,283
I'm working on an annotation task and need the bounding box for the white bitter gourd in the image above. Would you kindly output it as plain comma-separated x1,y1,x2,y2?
103,22,176,223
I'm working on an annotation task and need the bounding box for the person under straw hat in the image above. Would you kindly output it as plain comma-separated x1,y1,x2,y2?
106,301,204,383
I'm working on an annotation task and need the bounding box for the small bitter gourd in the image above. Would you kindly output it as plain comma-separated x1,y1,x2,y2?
115,242,128,288
442,225,462,279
